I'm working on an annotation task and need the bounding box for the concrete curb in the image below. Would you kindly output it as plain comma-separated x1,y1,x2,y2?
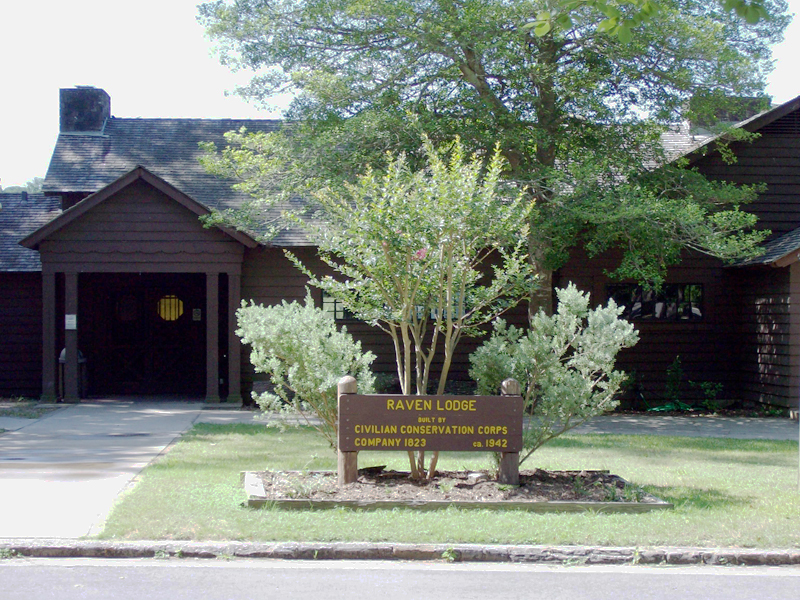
2,540,800,566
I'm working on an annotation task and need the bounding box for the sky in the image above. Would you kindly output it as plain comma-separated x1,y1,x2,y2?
0,0,798,188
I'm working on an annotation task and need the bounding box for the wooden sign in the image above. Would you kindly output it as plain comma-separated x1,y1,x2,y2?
338,394,523,452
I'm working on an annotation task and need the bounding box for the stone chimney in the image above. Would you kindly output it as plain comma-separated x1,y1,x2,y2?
59,87,110,133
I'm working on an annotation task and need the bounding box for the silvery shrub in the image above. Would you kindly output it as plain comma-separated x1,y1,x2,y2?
237,293,376,449
469,284,639,466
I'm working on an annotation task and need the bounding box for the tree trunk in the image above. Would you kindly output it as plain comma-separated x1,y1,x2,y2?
528,238,553,320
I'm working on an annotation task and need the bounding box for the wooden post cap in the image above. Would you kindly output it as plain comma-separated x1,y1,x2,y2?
338,375,358,396
501,378,521,396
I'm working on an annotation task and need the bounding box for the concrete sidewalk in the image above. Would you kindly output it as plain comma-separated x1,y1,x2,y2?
0,402,204,538
572,414,798,440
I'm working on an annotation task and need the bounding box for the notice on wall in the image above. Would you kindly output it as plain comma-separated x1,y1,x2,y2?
64,314,77,330
338,394,523,452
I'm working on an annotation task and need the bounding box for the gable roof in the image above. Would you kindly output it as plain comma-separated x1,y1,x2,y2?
21,166,259,251
39,93,800,261
0,193,61,271
675,94,800,268
685,93,800,164
44,117,309,246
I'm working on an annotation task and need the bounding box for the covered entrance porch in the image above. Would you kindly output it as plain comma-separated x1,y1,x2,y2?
21,167,259,403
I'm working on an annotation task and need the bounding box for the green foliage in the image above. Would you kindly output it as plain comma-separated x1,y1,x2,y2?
288,136,535,397
441,548,459,562
690,380,724,412
527,0,773,42
644,356,730,413
665,355,684,405
236,293,376,448
573,163,770,285
470,284,639,465
199,0,787,292
648,400,693,412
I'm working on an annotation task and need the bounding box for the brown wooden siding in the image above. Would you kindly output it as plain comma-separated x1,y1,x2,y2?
39,179,244,272
33,178,248,399
239,247,403,395
545,117,800,409
693,125,800,239
0,273,42,397
725,266,795,406
557,247,733,405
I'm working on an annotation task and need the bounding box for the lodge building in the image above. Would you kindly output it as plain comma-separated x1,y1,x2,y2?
2,87,800,410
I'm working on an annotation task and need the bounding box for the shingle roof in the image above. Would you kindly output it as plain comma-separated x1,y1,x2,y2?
734,226,800,267
43,118,309,246
35,94,800,266
685,94,800,165
0,193,61,271
660,122,713,161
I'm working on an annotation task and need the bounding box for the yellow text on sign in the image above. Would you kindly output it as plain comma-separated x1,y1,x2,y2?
385,398,477,412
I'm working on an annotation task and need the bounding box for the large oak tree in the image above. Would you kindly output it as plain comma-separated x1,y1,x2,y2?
199,0,789,314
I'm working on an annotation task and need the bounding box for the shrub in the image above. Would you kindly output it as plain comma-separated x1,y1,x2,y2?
469,284,638,466
237,293,376,448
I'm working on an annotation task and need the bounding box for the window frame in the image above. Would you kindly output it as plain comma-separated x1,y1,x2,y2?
606,283,704,322
322,292,358,322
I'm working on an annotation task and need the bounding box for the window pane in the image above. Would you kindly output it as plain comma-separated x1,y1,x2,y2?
606,284,702,322
157,295,184,322
322,293,355,321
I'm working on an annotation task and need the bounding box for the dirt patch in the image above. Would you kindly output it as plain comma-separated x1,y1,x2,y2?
254,467,657,504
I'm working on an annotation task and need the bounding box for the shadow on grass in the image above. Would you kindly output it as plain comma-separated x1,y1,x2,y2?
187,423,287,436
643,484,751,510
553,434,794,452
551,435,796,467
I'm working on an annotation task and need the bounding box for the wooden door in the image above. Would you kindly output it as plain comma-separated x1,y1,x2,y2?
82,273,206,395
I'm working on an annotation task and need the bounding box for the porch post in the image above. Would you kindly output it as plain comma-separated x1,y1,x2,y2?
206,272,220,402
41,270,57,401
227,272,242,403
64,271,79,402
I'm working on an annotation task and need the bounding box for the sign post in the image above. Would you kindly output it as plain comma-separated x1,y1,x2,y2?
337,376,359,485
337,376,524,486
498,378,521,485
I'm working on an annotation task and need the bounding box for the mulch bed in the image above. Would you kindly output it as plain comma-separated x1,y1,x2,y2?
252,467,660,504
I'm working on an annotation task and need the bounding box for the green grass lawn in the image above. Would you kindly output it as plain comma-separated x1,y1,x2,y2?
99,423,800,548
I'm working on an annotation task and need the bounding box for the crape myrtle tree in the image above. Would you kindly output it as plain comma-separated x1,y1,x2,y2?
199,0,788,317
286,137,534,479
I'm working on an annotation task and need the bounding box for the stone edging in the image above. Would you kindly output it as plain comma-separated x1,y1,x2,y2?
2,540,799,566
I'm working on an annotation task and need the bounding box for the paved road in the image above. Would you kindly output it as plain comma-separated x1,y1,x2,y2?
1,559,799,600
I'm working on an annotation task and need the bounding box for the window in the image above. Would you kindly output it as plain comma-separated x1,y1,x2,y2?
607,284,703,322
322,293,356,321
156,295,184,321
